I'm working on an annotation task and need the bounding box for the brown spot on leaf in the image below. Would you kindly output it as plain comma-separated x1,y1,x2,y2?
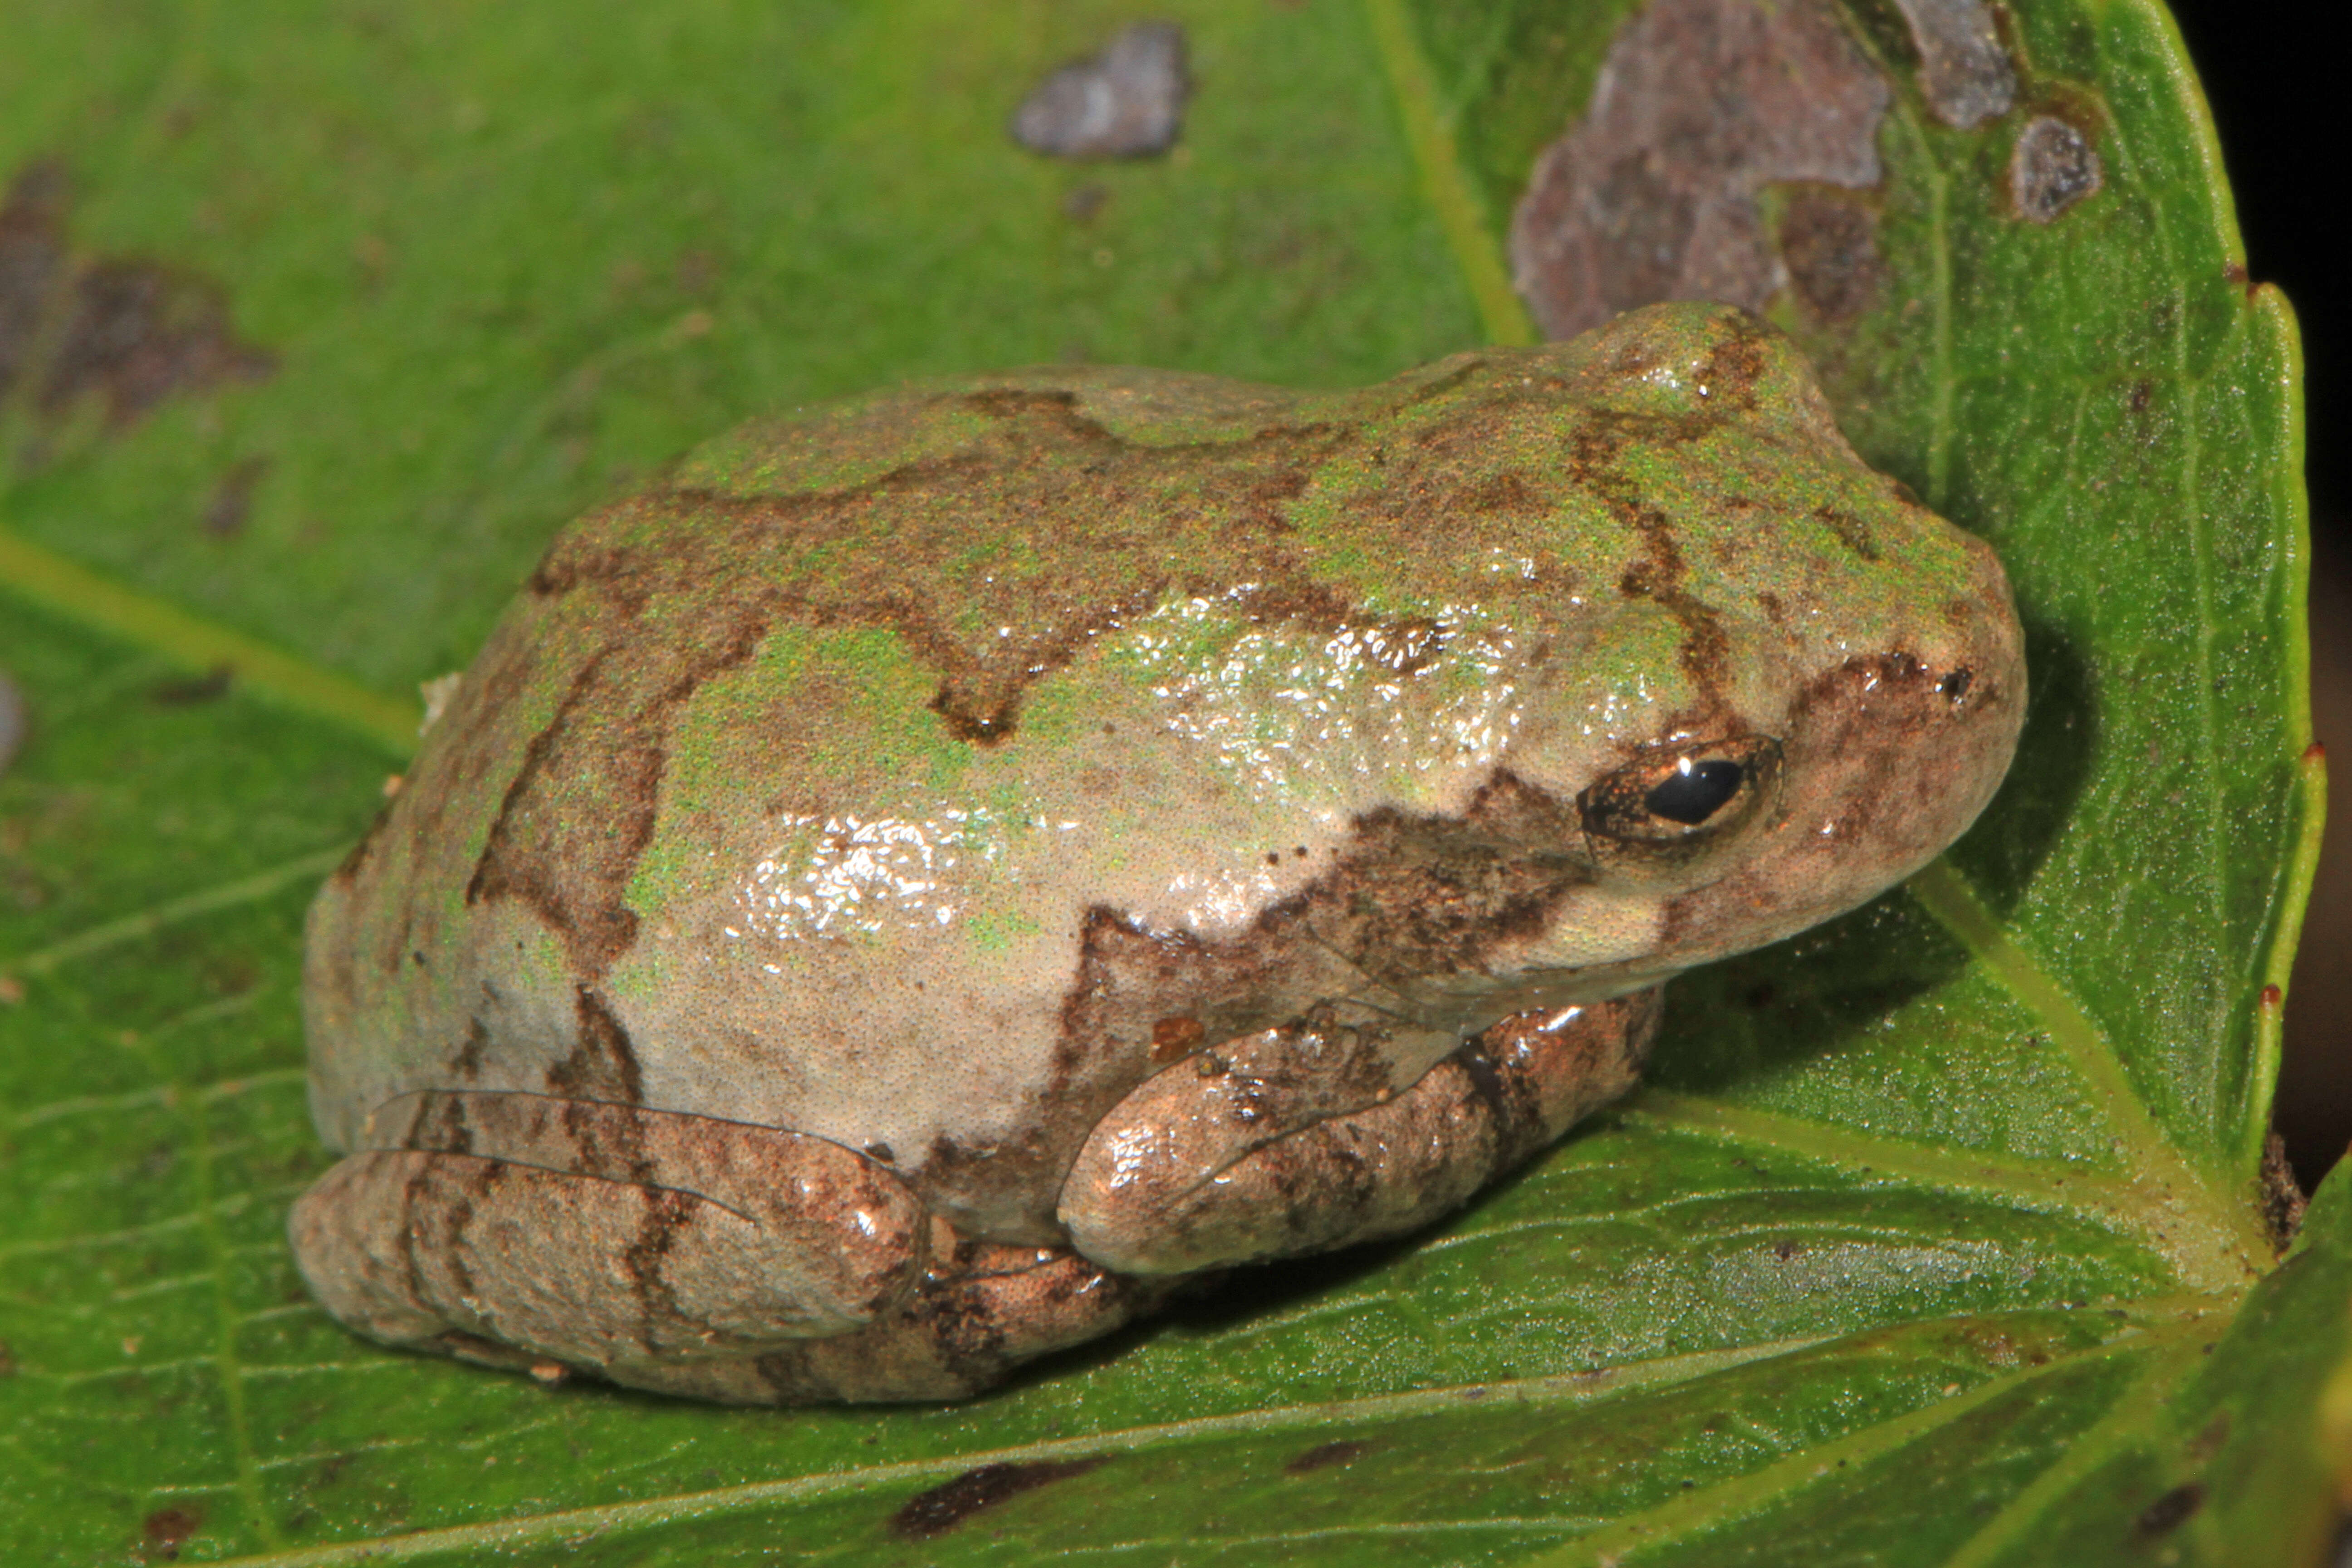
890,1458,1106,1539
0,162,68,398
2261,1130,2308,1252
1776,187,1883,323
201,455,270,538
0,157,274,437
2133,1482,2205,1539
141,1505,202,1560
1285,1440,1367,1475
2186,1411,2230,1463
150,665,233,706
1887,0,2016,128
43,259,275,426
1510,0,1887,339
2011,117,2102,223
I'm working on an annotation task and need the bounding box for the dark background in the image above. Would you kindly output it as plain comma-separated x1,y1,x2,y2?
2167,2,2346,1190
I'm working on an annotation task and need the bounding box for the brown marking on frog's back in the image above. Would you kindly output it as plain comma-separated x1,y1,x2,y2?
1461,470,1543,515
1568,412,1733,701
448,1017,490,1079
545,985,645,1105
1813,502,1880,561
1693,310,1771,409
464,601,770,983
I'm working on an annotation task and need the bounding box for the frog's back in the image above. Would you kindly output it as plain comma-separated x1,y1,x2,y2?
304,303,2009,1241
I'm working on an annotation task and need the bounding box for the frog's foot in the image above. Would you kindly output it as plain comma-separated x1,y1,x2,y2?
597,1220,1180,1405
1058,988,1661,1274
287,1092,927,1373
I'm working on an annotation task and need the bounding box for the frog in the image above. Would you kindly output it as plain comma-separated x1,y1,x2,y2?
289,301,2025,1406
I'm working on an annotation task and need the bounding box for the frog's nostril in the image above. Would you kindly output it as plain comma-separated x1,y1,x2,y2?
1643,759,1745,824
1938,668,1974,705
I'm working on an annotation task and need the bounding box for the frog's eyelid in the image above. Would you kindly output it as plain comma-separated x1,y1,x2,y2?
1578,735,1779,845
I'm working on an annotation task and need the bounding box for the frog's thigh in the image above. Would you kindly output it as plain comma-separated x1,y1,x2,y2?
1060,989,1662,1275
588,1225,1178,1405
288,1093,927,1371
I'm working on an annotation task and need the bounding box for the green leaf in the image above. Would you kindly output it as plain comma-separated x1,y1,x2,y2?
0,0,2323,1563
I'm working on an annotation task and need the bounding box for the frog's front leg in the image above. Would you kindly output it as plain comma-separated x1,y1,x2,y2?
1058,988,1661,1275
286,1092,928,1374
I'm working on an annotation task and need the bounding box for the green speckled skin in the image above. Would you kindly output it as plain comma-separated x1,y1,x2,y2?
291,303,2024,1403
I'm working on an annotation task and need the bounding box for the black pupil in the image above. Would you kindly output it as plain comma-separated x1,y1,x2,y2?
1644,759,1745,825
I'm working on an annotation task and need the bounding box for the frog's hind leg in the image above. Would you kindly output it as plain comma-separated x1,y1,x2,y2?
602,1222,1179,1405
287,1093,928,1377
1058,988,1661,1275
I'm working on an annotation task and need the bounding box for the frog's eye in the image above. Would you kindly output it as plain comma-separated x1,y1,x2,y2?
1578,735,1782,848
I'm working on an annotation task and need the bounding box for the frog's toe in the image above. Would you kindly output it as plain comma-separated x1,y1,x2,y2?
1058,989,1659,1275
289,1093,927,1372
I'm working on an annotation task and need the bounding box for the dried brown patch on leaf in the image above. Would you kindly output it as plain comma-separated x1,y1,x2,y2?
201,455,270,537
1009,21,1188,160
1775,186,1885,324
0,162,68,397
1285,1440,1368,1475
0,669,25,779
140,1504,203,1561
149,665,233,706
2132,1482,2206,1539
892,1459,1108,1539
2011,115,2102,223
1887,0,2016,128
1,157,274,433
1510,0,1887,339
2260,1130,2308,1252
42,260,274,426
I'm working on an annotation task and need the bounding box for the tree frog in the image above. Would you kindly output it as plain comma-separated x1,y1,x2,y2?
291,302,2024,1404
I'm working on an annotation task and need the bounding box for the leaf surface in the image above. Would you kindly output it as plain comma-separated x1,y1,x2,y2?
0,0,2324,1563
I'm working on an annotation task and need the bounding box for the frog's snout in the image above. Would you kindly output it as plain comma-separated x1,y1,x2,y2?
1653,594,2026,968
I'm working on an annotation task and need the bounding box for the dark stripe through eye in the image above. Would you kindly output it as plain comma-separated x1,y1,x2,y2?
1644,759,1745,825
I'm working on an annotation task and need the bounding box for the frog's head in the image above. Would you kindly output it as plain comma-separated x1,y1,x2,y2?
1482,304,2028,991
